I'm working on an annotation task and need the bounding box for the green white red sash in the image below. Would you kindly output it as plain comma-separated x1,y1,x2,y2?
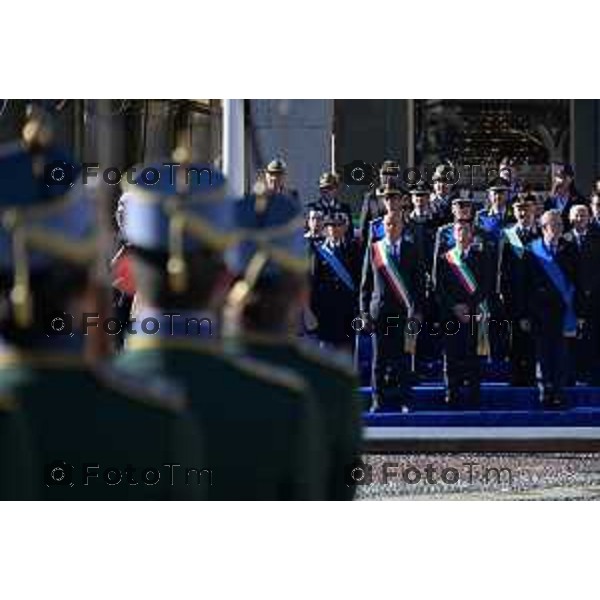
445,246,490,356
372,239,413,313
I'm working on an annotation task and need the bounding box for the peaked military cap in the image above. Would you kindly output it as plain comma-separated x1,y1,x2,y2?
408,181,432,196
487,176,511,192
318,172,339,189
323,211,348,226
0,123,97,326
226,191,308,288
380,160,400,175
432,163,456,183
451,196,473,207
120,155,237,292
378,178,405,197
266,158,287,174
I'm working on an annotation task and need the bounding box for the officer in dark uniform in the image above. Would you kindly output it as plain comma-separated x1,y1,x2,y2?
522,209,578,407
562,204,600,384
308,172,354,243
360,211,425,412
114,158,323,500
310,212,361,350
0,121,206,500
358,160,400,246
544,163,586,226
223,201,360,500
498,196,540,386
264,157,299,202
437,220,493,406
430,163,457,224
408,181,440,367
475,177,516,361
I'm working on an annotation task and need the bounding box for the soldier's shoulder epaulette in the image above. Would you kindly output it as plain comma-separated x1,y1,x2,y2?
92,365,187,413
294,338,355,378
227,355,309,395
0,395,18,412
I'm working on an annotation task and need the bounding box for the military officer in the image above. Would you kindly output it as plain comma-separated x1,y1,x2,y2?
358,160,400,246
498,196,540,385
114,157,323,500
223,200,360,500
522,210,578,407
310,212,361,350
308,172,354,243
430,163,457,223
0,121,206,500
563,204,600,384
264,157,299,202
360,212,425,412
436,220,493,406
544,163,586,226
476,177,516,241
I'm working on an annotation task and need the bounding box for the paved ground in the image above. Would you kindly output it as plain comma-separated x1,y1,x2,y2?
356,453,600,500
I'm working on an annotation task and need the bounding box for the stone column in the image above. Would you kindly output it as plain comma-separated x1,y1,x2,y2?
248,100,334,204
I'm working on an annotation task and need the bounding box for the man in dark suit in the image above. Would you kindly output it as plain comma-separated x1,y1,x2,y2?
498,196,541,385
523,209,578,407
436,220,493,407
590,192,600,233
563,204,600,384
360,211,425,412
544,163,586,227
310,212,361,351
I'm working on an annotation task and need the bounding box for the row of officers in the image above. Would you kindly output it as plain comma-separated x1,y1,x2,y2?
303,161,600,411
0,123,361,500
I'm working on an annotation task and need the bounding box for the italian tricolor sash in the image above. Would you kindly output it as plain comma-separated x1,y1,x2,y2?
445,246,490,356
503,226,525,258
372,239,413,313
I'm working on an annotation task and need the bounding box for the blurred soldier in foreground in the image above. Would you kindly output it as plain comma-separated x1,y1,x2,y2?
437,220,493,407
498,196,540,386
223,200,360,500
0,122,205,500
310,212,360,351
523,210,577,407
359,160,400,245
115,161,322,500
360,211,425,412
563,204,600,384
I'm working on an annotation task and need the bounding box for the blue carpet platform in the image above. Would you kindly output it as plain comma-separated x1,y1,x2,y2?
360,385,600,452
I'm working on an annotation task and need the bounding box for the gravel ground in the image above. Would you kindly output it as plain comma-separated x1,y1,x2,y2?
356,453,600,500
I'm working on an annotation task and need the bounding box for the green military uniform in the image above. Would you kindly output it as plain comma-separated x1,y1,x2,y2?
114,160,324,500
226,186,361,499
117,333,322,500
0,392,36,500
0,345,206,500
224,333,361,500
0,122,206,500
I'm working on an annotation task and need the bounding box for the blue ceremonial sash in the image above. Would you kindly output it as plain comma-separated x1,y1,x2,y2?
315,243,355,292
503,226,525,258
530,238,577,335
